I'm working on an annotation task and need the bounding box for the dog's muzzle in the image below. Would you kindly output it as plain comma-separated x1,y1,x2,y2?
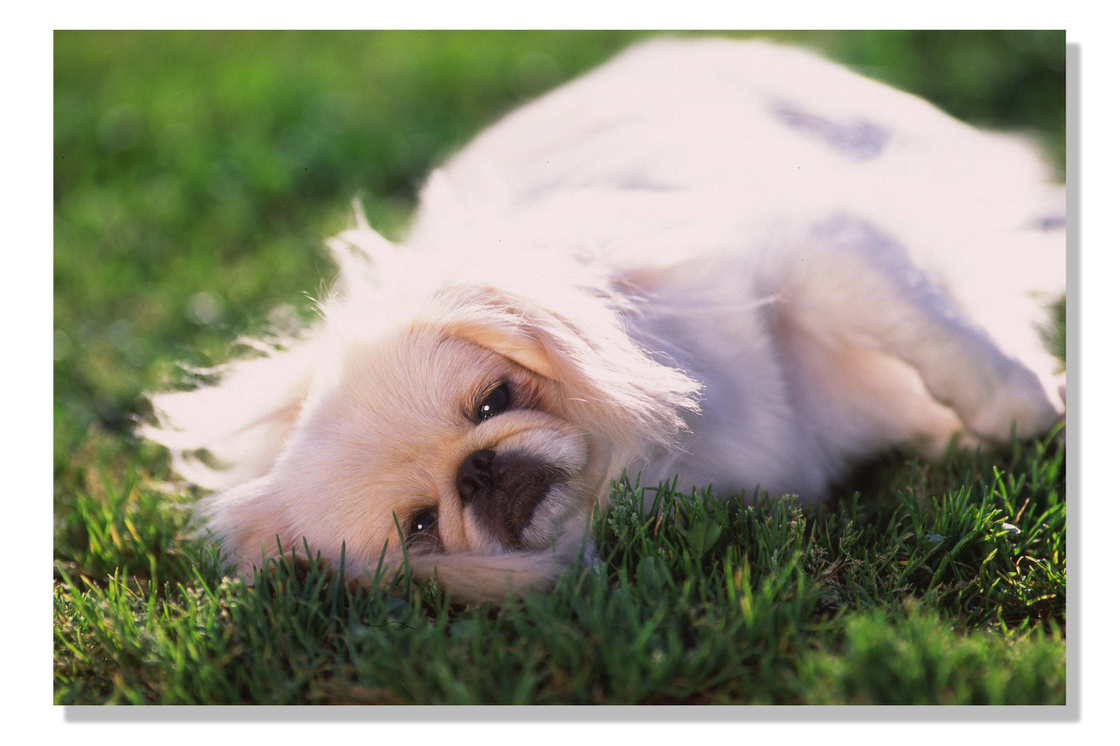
457,449,565,549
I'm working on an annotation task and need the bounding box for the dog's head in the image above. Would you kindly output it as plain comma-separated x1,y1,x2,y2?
145,220,699,603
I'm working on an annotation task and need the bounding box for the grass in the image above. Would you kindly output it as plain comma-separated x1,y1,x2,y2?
54,30,1067,705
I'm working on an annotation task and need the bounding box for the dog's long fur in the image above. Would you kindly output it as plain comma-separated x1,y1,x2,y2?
144,39,1065,604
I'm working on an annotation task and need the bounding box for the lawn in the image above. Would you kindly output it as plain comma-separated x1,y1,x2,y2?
53,30,1067,705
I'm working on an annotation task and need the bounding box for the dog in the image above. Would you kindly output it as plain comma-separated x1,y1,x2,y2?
143,38,1066,604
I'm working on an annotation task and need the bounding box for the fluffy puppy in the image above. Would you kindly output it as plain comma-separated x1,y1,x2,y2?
144,38,1066,604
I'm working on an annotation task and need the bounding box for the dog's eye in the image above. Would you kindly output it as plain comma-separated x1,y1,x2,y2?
405,509,439,547
477,383,511,422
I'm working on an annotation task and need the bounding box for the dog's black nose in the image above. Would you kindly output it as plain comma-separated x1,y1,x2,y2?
456,449,565,549
456,449,496,504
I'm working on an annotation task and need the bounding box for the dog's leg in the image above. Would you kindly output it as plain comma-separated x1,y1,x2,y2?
777,215,1062,443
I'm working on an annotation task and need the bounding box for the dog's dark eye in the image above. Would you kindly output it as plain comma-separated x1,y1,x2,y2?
477,383,511,422
405,509,439,547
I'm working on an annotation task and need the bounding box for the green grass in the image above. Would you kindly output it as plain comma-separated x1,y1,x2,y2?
54,30,1066,705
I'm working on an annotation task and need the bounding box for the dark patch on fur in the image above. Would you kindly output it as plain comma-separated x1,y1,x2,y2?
771,100,889,161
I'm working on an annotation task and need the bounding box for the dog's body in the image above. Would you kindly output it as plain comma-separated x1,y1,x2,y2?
145,39,1065,603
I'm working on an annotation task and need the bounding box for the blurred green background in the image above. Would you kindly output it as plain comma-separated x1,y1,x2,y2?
53,30,1065,481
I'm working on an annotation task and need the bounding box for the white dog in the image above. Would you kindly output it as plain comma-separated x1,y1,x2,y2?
144,38,1066,603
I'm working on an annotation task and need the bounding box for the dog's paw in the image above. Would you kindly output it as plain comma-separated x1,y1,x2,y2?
965,365,1063,442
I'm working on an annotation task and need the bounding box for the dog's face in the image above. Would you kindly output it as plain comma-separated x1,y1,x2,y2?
273,327,608,566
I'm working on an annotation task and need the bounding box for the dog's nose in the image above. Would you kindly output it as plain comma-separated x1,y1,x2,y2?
457,449,565,549
456,449,496,504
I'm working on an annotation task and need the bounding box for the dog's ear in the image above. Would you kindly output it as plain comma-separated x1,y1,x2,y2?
146,205,398,492
198,474,294,576
142,333,324,490
441,285,701,468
